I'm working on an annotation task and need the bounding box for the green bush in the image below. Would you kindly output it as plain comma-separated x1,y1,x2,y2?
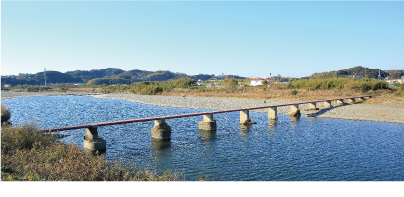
291,89,298,95
141,85,162,95
170,78,196,88
1,104,11,123
396,84,404,96
225,79,238,91
290,78,390,92
26,86,52,92
59,87,68,92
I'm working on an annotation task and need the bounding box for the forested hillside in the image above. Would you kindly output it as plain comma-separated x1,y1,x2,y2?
310,66,393,79
1,68,222,86
2,66,402,87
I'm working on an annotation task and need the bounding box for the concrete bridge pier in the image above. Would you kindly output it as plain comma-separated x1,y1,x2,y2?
336,99,344,105
199,113,217,131
324,101,332,108
308,102,318,110
356,98,364,103
289,104,301,117
83,125,106,153
347,98,355,104
240,109,253,125
268,107,278,120
151,118,171,140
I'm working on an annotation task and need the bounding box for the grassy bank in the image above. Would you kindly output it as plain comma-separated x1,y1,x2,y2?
1,121,183,181
3,78,403,104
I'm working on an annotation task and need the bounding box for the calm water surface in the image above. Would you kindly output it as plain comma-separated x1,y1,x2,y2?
2,96,404,181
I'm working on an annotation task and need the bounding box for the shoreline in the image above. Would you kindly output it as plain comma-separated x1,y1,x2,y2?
1,91,403,124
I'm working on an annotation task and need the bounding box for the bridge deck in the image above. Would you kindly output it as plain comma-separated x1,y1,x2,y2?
39,95,371,133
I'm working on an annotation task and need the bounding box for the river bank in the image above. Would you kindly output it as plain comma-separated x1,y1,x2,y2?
1,91,403,124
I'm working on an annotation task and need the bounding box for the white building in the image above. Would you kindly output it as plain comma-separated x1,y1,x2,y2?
250,79,264,86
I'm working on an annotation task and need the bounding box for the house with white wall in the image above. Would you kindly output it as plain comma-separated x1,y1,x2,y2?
250,78,264,86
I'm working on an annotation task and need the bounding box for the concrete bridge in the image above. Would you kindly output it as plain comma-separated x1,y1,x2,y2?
39,96,371,152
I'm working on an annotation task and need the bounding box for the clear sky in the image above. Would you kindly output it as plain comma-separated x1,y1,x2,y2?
1,1,403,78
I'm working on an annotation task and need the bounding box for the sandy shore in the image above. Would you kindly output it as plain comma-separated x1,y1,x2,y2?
2,91,403,124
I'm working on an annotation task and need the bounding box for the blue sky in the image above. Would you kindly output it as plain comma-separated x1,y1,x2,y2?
1,1,403,78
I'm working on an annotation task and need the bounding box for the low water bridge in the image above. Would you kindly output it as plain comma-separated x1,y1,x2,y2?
39,96,371,152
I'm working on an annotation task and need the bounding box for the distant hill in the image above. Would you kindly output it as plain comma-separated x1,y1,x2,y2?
385,70,404,79
1,68,244,86
309,66,397,79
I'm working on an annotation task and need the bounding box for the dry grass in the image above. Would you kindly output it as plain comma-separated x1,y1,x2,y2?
1,123,183,181
55,86,404,105
163,88,374,100
159,87,403,105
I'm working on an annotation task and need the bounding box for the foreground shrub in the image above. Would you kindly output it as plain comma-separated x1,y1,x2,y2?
396,84,404,96
1,123,182,181
291,89,297,95
1,104,11,123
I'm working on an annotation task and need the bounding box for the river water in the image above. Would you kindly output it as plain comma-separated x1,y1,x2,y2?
2,96,404,181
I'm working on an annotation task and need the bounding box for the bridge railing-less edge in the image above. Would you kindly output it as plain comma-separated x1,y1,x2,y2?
39,95,371,152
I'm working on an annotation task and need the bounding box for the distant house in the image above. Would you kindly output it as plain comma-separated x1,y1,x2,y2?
387,79,398,84
250,79,264,86
3,84,11,87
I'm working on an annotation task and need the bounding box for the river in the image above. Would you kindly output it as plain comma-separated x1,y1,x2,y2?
2,96,404,181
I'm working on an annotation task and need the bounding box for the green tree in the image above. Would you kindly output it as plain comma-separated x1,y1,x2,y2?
225,79,238,91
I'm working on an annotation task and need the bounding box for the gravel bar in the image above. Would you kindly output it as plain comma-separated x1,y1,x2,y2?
2,91,403,124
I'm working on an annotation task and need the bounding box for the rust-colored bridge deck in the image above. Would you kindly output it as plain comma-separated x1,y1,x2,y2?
39,95,371,133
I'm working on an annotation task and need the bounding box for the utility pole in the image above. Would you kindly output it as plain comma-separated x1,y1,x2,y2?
378,69,381,81
44,68,46,86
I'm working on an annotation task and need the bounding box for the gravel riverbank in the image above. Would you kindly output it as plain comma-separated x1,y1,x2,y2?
2,91,403,124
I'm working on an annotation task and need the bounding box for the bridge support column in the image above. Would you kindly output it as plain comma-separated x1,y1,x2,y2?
268,107,277,120
324,101,332,108
289,104,301,117
199,113,217,131
151,118,171,140
308,102,318,110
83,125,106,152
240,109,253,125
347,98,355,104
336,99,344,105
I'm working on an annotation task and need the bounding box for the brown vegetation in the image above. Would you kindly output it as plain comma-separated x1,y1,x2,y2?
1,104,11,123
1,123,182,181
